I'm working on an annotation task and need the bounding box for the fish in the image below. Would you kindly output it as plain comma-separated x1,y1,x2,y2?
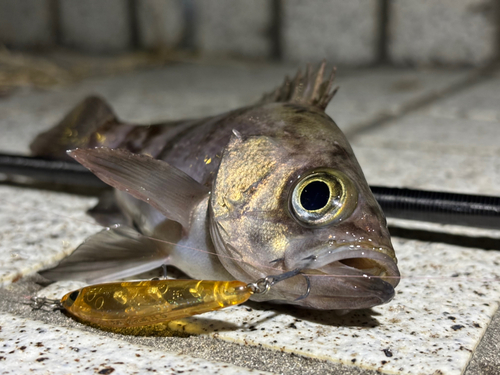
33,62,400,311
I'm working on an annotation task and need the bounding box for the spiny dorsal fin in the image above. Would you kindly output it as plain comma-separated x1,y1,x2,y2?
259,61,338,111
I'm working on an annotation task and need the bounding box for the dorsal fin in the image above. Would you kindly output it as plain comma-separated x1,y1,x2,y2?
259,61,338,111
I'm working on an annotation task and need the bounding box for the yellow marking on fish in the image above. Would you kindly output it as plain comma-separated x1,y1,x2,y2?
213,137,279,212
94,132,106,143
204,157,212,164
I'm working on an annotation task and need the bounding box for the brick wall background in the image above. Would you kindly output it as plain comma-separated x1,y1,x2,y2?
0,0,499,66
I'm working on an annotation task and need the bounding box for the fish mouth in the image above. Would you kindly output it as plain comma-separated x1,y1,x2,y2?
290,244,400,310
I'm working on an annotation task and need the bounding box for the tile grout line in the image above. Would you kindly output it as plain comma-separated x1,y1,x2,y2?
495,0,500,64
344,65,500,141
270,0,283,60
48,0,62,47
377,0,390,64
463,299,500,374
127,0,141,50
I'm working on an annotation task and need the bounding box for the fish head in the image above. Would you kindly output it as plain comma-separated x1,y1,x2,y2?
210,102,399,310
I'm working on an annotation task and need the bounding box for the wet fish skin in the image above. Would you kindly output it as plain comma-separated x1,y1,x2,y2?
36,62,400,310
207,102,398,309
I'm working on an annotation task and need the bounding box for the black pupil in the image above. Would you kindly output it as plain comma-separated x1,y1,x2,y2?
300,181,330,210
69,291,80,301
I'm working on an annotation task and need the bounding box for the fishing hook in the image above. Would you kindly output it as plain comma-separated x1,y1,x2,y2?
247,268,311,301
294,275,311,301
30,296,63,310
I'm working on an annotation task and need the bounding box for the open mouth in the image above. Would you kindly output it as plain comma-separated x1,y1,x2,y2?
292,245,400,309
329,248,399,287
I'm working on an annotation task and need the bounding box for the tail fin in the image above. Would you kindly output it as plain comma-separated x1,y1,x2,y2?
30,96,118,161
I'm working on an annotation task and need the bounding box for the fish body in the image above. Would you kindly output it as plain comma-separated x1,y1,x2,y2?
35,63,400,310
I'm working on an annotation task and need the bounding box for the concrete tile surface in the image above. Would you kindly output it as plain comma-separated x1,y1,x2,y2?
350,70,500,239
137,0,185,50
388,0,497,66
59,0,132,53
1,201,498,375
0,0,54,49
0,277,381,375
178,238,499,375
351,114,500,196
422,71,500,122
326,67,475,136
194,0,272,59
465,306,500,374
0,186,99,287
0,312,273,374
0,63,473,155
23,239,499,375
282,0,380,65
1,62,499,374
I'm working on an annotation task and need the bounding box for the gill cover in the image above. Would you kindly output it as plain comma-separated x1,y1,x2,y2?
209,132,290,282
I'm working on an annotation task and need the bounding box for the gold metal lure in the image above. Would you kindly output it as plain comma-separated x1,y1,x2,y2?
59,279,252,328
31,269,303,330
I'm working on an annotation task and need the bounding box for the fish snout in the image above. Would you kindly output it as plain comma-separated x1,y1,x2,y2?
282,243,400,309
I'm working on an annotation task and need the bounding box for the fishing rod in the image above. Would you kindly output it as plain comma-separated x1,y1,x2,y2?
1,153,499,230
0,153,105,187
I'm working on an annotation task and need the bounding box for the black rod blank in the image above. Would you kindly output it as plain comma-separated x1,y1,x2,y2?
0,153,106,187
0,153,499,230
370,186,500,230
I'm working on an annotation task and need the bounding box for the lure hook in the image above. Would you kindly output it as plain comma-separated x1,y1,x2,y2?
294,275,311,301
30,296,62,310
247,277,273,295
248,268,310,301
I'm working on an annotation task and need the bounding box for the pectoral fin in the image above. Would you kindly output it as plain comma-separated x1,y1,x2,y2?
40,226,169,283
69,147,209,228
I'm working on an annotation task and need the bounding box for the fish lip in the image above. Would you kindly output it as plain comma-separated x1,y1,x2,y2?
286,244,400,308
299,244,400,287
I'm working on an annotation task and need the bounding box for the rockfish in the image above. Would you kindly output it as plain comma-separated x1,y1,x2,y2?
34,62,400,310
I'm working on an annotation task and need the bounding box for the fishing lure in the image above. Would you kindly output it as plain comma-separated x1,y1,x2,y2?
31,270,305,328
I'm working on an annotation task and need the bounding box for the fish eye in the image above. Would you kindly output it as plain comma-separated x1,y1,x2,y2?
290,168,358,227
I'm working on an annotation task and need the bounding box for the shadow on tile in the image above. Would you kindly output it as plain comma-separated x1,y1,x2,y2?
389,226,500,250
243,300,382,328
64,316,243,337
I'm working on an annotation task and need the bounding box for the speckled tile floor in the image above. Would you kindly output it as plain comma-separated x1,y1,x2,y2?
0,61,499,374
